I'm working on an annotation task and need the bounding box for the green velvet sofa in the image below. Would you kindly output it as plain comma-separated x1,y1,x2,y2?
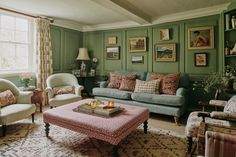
92,70,190,124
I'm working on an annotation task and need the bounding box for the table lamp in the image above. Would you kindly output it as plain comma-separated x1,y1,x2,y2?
76,48,90,71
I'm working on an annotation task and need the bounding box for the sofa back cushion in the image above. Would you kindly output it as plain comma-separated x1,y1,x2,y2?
107,73,122,89
224,95,236,113
119,75,136,91
0,90,17,107
134,79,161,94
114,70,146,80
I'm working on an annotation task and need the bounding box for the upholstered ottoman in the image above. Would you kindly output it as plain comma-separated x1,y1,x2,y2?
43,99,149,157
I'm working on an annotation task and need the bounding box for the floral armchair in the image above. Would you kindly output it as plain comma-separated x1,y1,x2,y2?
185,95,236,155
45,73,84,108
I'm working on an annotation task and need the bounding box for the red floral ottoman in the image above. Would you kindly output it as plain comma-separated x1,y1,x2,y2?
43,99,149,157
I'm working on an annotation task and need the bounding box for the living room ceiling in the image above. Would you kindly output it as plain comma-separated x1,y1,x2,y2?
0,0,230,31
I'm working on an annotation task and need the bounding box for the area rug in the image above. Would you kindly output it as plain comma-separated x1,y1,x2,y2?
0,115,187,157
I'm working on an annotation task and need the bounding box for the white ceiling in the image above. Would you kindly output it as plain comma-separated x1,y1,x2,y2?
0,0,231,31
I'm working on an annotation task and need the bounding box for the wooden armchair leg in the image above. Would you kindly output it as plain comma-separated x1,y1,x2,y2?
32,113,35,123
2,125,6,136
186,136,193,154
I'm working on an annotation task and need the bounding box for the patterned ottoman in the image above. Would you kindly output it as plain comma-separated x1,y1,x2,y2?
43,99,149,157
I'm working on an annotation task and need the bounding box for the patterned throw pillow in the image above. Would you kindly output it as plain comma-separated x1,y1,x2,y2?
53,86,75,96
134,79,161,94
107,73,122,89
224,95,236,113
161,73,180,95
149,72,164,80
0,90,17,107
119,75,136,91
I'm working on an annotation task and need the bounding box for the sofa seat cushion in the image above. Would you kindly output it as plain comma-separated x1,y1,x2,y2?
0,104,36,124
93,87,132,100
131,93,184,107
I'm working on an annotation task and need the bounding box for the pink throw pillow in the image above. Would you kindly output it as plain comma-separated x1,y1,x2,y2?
107,73,122,89
53,86,75,96
119,75,136,91
0,90,17,107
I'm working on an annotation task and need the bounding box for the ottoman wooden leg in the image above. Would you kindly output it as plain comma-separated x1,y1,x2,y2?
143,120,148,134
45,123,50,137
187,136,193,154
112,145,118,157
2,125,6,137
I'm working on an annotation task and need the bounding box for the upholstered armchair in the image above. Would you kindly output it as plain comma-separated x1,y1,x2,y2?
45,73,84,108
0,79,36,136
204,131,236,157
185,95,236,155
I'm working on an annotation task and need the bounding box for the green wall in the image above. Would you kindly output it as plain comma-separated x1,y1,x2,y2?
84,15,222,76
50,25,83,73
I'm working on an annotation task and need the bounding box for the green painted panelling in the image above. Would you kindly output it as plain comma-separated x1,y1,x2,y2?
84,31,103,74
50,27,61,72
50,25,83,73
126,28,149,71
104,31,123,72
152,24,180,73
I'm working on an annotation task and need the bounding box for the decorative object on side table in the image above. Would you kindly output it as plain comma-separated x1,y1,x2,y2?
89,57,98,76
19,73,32,87
77,48,90,76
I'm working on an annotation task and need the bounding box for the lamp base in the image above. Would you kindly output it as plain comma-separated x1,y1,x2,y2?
80,61,86,71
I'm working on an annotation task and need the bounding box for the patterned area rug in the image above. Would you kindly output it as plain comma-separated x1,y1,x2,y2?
0,115,187,157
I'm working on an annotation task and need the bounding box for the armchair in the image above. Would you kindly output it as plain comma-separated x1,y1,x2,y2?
45,73,84,108
185,95,236,155
0,79,36,136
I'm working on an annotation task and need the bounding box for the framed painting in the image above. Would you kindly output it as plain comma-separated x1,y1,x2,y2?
188,26,214,50
108,36,117,45
194,53,207,66
128,37,146,52
160,29,170,41
154,43,176,62
131,56,144,64
106,46,120,60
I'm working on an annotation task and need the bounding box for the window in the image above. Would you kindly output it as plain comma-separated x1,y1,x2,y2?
0,14,35,74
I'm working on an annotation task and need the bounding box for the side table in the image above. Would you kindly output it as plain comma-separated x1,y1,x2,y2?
19,87,43,113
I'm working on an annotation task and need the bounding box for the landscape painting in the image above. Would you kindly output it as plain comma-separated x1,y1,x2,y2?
154,43,176,62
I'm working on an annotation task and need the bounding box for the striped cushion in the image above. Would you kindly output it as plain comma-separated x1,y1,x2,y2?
134,79,161,94
162,73,180,95
119,75,136,92
107,73,122,89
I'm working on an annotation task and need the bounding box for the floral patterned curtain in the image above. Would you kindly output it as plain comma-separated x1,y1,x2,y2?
36,18,53,105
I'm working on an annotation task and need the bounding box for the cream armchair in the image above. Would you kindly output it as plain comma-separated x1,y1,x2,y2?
0,79,36,136
45,73,84,108
185,96,236,155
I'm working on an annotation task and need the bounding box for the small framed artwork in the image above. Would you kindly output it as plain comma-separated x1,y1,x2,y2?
128,37,146,52
194,53,207,66
108,36,117,45
131,56,144,64
154,43,176,62
106,46,120,60
188,26,214,50
160,29,170,40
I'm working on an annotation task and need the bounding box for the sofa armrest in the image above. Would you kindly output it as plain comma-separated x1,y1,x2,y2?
210,111,236,122
45,87,54,99
74,85,84,96
99,81,109,88
176,87,187,96
198,112,211,122
17,91,33,104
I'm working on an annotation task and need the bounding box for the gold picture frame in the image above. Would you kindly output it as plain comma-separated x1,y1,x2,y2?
154,43,176,62
188,26,214,50
108,36,117,45
160,29,170,41
128,37,146,52
106,46,120,60
194,53,207,67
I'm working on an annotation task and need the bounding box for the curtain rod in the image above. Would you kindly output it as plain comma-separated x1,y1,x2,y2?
0,7,54,23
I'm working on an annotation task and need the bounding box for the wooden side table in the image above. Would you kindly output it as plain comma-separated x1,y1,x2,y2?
19,87,43,112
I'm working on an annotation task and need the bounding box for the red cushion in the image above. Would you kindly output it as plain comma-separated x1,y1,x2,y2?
119,75,136,92
107,73,122,89
162,73,180,95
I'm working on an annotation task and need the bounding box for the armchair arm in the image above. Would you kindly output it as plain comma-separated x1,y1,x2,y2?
99,81,109,88
17,91,33,104
74,85,84,96
210,111,236,122
176,88,187,96
197,112,211,122
45,87,54,99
